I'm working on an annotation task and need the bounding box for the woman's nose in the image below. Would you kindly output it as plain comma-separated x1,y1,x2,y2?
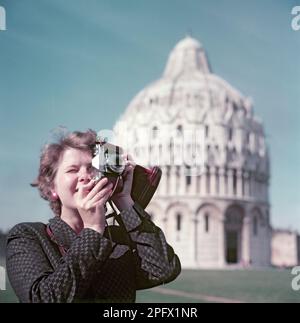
78,170,92,184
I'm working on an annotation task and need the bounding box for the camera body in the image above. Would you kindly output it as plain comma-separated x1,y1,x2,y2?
92,139,161,209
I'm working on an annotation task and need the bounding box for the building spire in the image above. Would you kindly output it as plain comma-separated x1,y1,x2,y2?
163,36,211,79
186,28,193,38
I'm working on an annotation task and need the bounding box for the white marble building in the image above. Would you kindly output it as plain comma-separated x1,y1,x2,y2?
272,230,300,268
113,36,272,268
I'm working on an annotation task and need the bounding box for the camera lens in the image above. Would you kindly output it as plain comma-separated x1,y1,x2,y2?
106,153,125,175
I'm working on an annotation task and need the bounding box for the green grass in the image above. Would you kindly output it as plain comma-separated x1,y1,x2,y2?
137,269,300,303
1,266,299,303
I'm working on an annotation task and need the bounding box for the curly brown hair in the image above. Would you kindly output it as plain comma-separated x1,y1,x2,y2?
31,129,97,216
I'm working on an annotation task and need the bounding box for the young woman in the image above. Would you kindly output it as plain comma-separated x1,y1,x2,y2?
6,129,181,303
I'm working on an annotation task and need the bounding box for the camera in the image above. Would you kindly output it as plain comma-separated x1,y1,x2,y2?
92,138,162,209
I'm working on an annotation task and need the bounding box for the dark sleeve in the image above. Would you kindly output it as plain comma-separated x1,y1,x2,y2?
6,224,113,303
118,203,181,290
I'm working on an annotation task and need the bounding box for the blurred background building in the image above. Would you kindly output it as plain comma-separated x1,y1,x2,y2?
272,229,300,268
114,36,274,268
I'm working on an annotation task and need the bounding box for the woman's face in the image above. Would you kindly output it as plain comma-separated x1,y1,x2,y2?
53,148,94,212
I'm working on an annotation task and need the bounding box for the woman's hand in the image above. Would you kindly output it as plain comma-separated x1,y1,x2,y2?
75,177,113,234
111,155,135,211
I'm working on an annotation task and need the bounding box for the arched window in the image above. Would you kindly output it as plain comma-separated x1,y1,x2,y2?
185,165,191,186
205,125,209,138
206,166,210,194
204,213,209,233
152,126,158,139
233,169,237,195
176,213,182,231
177,125,183,135
228,128,233,141
186,176,191,186
253,216,258,236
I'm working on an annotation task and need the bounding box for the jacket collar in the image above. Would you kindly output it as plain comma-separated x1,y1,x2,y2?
48,216,78,250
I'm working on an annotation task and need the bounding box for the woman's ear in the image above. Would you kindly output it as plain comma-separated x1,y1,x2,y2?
50,191,58,201
53,192,58,199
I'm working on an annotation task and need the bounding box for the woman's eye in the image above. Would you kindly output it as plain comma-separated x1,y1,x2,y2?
67,169,78,173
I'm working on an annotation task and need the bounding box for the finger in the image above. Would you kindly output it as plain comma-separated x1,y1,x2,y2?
84,188,111,210
122,154,136,166
125,162,136,172
126,153,135,162
89,185,113,205
91,190,112,208
77,179,97,197
90,184,113,204
123,164,134,180
123,161,135,173
86,177,109,200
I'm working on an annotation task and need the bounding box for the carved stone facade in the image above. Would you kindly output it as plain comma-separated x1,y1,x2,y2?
114,36,271,268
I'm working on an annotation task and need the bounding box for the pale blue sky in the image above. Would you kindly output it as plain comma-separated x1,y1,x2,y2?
0,0,299,231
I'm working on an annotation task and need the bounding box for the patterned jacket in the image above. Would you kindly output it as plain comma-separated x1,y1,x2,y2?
6,203,181,303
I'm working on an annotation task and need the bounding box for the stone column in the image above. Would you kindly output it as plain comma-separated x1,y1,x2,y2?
227,168,234,197
206,167,211,195
242,215,251,267
254,175,258,200
219,167,226,197
201,166,206,196
175,166,180,195
210,166,217,196
194,216,199,265
190,168,197,197
196,166,201,194
250,172,255,199
218,217,226,267
254,173,258,199
244,171,250,197
257,178,261,201
165,166,170,196
169,166,177,196
237,169,243,198
179,166,185,196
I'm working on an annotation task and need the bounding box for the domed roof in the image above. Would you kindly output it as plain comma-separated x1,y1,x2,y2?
118,36,257,129
114,36,268,175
